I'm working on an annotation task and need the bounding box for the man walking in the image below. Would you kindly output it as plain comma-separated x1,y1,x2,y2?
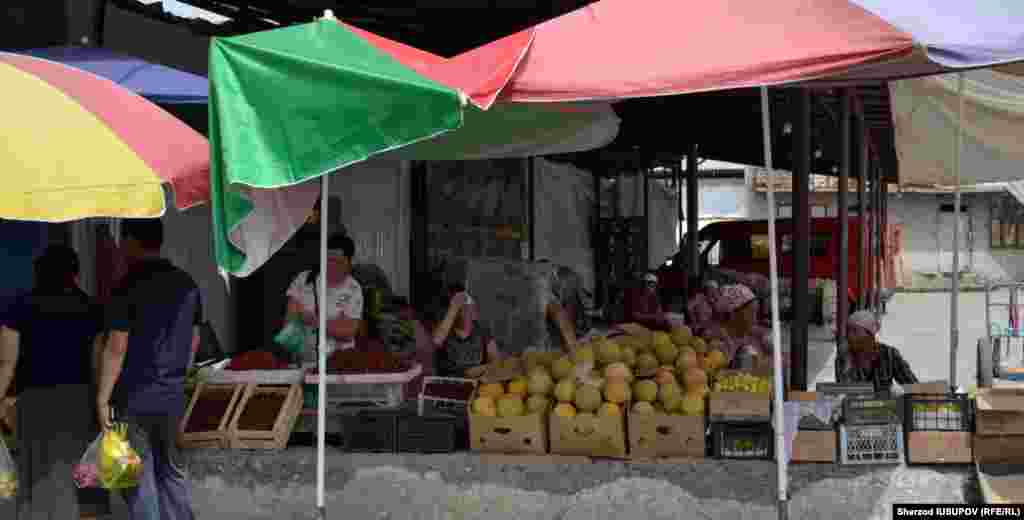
95,219,201,519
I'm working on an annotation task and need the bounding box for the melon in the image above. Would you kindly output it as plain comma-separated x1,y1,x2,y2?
633,380,659,402
690,337,708,354
705,350,728,371
572,345,595,365
596,339,622,365
598,402,622,417
554,402,577,418
654,340,679,365
574,384,603,412
654,367,677,386
603,362,633,382
550,356,575,380
527,369,554,396
604,380,631,404
523,351,546,372
506,377,528,396
478,383,504,400
526,394,551,414
675,350,699,372
659,383,682,405
632,401,656,415
680,393,706,416
670,326,693,346
661,393,682,414
620,346,637,367
553,379,576,403
636,353,659,373
472,397,497,417
496,395,525,417
683,368,708,390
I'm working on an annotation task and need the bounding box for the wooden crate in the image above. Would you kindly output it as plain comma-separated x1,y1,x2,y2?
228,384,303,450
179,382,244,449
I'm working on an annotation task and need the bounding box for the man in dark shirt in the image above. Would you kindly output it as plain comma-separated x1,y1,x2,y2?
95,219,201,520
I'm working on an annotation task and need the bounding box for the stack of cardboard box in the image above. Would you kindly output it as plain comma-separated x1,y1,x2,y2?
975,384,1024,463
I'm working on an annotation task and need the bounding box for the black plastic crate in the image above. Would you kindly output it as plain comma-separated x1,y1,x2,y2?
339,409,403,453
843,395,901,425
397,413,468,453
711,421,773,460
903,394,974,432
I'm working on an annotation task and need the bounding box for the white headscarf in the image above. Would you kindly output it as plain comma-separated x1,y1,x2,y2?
848,310,880,336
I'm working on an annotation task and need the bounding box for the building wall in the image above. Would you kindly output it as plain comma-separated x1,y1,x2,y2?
533,158,596,291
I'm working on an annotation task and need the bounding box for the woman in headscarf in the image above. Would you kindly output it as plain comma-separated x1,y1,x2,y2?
702,284,773,368
685,280,718,336
0,245,110,520
431,288,502,377
839,310,918,392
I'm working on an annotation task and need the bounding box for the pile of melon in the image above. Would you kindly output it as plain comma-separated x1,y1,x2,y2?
468,325,731,419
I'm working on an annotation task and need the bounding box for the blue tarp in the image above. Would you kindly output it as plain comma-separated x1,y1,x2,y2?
20,46,208,104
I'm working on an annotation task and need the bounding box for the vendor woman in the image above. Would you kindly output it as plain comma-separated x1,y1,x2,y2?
702,284,772,368
285,233,363,365
839,310,918,392
432,289,502,377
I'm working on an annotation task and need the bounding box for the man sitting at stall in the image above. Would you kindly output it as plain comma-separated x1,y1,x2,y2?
702,284,773,368
432,288,502,377
623,271,671,331
285,233,363,367
839,310,918,392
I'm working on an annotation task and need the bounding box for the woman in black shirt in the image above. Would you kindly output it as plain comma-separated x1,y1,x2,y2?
839,310,918,392
431,289,502,377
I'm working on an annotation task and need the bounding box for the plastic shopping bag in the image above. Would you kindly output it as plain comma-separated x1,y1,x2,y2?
273,319,309,356
73,423,143,490
0,436,17,500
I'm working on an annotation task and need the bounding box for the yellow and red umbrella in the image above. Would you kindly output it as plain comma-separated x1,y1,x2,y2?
0,52,209,222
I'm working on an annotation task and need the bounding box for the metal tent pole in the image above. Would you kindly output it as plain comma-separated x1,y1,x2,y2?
687,146,700,281
951,73,965,389
856,128,867,310
836,89,852,381
761,86,789,520
317,15,334,519
791,89,811,391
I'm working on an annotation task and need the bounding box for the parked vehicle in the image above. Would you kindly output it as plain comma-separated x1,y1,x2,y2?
660,217,897,318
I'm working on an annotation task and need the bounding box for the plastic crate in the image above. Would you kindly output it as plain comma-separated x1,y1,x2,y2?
418,377,477,417
839,423,904,465
710,422,773,460
843,395,901,425
397,414,468,453
903,394,974,432
339,409,403,453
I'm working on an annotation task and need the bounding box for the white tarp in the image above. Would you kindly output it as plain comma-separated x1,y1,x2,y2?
891,68,1024,186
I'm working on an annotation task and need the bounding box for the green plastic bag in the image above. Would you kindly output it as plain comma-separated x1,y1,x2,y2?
274,319,309,355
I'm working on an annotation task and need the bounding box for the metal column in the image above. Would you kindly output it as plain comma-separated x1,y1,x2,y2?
677,165,684,247
836,89,852,381
873,164,883,314
594,171,603,309
643,169,650,271
856,125,868,310
527,157,536,261
791,89,811,391
687,145,700,281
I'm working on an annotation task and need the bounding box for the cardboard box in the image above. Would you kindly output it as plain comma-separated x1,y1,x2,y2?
709,369,773,419
468,391,548,455
629,412,705,459
974,435,1024,464
792,430,836,463
550,407,627,458
976,388,1024,436
906,431,972,464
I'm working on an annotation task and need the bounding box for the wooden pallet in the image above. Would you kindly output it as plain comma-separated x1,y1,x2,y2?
228,384,303,450
179,382,244,449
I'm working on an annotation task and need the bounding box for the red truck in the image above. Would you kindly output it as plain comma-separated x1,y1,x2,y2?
660,216,898,315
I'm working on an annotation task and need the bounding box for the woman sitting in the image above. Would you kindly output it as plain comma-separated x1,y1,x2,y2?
839,310,918,392
685,280,718,336
432,290,502,378
702,284,773,368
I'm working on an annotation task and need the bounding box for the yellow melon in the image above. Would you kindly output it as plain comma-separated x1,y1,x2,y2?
478,383,504,400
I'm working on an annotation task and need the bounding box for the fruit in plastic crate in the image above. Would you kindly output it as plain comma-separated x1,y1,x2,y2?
0,471,16,499
713,373,770,393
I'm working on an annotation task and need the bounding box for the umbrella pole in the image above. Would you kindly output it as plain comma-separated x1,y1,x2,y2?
761,86,788,520
317,178,330,520
950,73,965,390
